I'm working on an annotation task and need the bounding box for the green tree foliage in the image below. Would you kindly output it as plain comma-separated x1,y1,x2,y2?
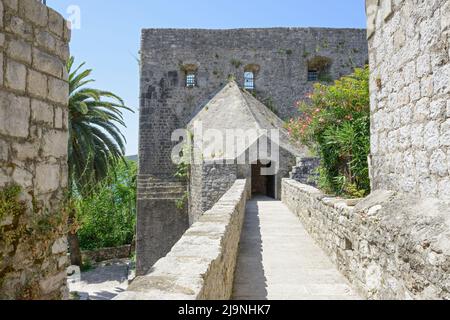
68,56,133,191
75,160,137,251
67,57,133,265
286,66,370,197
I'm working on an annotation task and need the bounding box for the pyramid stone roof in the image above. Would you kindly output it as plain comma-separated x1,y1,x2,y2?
188,81,306,161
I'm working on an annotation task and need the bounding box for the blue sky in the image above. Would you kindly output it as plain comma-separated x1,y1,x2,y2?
47,0,367,156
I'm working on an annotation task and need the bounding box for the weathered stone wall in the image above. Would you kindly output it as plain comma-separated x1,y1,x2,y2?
136,179,189,275
115,179,250,300
81,245,133,264
198,162,238,218
289,157,320,187
0,0,70,299
367,0,450,198
282,179,450,300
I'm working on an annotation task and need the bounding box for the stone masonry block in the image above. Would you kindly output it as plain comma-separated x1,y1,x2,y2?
6,38,32,63
35,162,60,193
420,76,434,98
441,119,450,146
31,99,53,125
48,76,68,105
60,163,68,188
54,107,63,129
11,166,33,189
438,178,450,199
411,124,424,148
5,58,27,91
36,30,56,52
51,237,67,254
419,176,438,198
18,0,48,27
0,140,9,161
415,97,429,121
55,39,69,62
416,54,431,78
63,20,71,42
39,271,66,296
48,8,64,37
429,99,446,120
6,16,33,41
12,142,39,160
415,150,429,177
32,48,62,78
27,69,48,99
41,129,68,158
0,92,30,138
430,149,448,176
424,121,440,150
434,64,450,95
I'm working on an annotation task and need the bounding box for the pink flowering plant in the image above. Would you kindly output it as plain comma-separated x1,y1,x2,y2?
286,66,370,197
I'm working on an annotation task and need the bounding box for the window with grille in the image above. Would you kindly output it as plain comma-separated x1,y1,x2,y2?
244,72,255,90
186,73,196,87
307,70,318,82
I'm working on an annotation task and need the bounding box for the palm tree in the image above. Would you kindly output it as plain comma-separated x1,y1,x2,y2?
67,57,133,265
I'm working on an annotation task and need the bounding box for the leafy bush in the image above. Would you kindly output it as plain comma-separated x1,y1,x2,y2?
75,160,137,250
286,66,370,197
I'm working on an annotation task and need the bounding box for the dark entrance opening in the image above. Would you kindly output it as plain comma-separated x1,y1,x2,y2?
251,160,276,198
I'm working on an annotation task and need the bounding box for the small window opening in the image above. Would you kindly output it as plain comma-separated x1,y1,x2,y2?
307,70,318,82
244,71,255,90
307,56,332,82
186,73,196,88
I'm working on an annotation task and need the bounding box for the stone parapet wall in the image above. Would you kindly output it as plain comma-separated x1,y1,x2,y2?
282,179,450,300
367,0,450,198
0,0,70,299
115,179,250,300
82,245,133,264
289,157,320,187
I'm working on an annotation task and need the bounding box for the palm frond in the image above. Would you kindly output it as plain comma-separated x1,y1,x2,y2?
67,56,134,192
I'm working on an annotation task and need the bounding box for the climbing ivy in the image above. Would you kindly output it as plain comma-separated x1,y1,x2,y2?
0,185,27,248
0,185,69,299
175,191,189,210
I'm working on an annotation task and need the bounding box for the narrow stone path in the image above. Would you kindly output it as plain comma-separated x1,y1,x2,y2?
232,196,360,300
67,259,131,300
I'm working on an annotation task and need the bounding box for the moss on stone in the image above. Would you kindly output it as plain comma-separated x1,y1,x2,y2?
230,59,242,69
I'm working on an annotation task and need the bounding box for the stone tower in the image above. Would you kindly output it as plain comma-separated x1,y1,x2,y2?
137,27,368,275
367,0,450,199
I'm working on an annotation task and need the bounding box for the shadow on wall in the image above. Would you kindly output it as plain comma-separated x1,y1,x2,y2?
232,199,268,300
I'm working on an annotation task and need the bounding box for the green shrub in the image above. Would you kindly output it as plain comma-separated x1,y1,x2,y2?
286,66,370,197
75,160,137,250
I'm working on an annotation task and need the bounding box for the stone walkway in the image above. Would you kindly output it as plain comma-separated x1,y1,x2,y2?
232,196,361,300
68,259,131,300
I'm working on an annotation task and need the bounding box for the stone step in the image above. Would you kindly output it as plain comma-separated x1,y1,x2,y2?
137,185,186,191
138,193,187,200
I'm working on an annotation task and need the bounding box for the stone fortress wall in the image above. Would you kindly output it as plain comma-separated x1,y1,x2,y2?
138,27,368,274
367,0,450,199
282,179,450,300
115,179,250,300
0,0,71,299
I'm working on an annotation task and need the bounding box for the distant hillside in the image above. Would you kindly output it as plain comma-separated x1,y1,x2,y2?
126,155,138,162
